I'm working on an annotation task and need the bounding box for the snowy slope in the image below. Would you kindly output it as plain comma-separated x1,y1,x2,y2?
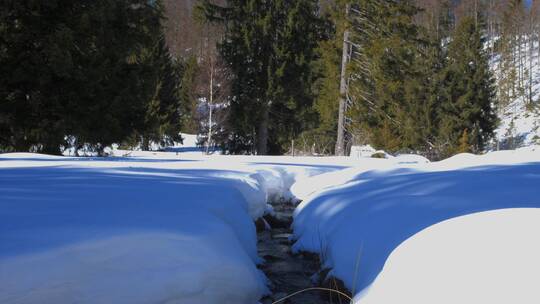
357,209,540,304
292,147,540,299
496,98,540,147
494,40,540,148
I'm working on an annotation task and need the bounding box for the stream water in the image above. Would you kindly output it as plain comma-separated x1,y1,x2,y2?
257,204,350,304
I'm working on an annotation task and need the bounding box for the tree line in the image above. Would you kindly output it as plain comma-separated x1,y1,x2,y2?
0,0,197,155
1,0,538,157
195,0,538,158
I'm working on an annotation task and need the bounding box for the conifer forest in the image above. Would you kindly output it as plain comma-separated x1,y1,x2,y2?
1,1,538,158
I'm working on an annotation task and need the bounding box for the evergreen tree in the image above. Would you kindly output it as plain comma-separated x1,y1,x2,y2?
178,56,199,135
346,0,428,152
197,0,322,155
417,0,453,158
437,16,497,156
67,0,165,154
0,0,182,155
0,1,77,153
306,0,347,155
137,34,185,151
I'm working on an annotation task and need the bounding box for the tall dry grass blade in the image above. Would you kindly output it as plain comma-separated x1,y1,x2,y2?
271,287,353,304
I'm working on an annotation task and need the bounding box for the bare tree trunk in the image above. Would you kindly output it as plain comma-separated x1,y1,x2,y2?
519,33,524,91
474,0,478,28
257,103,269,155
528,18,534,105
206,60,214,154
529,34,533,104
335,5,350,156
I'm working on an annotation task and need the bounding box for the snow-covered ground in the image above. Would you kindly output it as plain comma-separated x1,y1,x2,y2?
0,151,350,304
493,40,540,148
0,154,270,304
496,99,540,147
292,146,540,302
1,145,539,303
357,208,540,304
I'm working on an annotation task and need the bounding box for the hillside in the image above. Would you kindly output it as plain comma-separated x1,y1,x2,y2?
494,39,540,149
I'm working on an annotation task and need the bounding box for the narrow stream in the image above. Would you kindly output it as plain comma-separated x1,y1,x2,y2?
257,203,350,304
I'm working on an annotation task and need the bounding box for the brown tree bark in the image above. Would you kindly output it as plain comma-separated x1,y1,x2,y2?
335,5,350,157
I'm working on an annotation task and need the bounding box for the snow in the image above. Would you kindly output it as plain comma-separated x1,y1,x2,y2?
163,133,207,155
0,155,272,304
349,145,376,158
356,209,540,304
493,39,540,148
2,146,539,303
290,154,430,201
292,147,540,298
496,102,540,147
63,133,207,157
0,152,348,304
1,232,265,304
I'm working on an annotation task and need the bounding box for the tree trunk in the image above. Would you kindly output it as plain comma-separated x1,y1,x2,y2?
529,27,534,105
335,7,350,156
206,62,214,154
257,104,269,155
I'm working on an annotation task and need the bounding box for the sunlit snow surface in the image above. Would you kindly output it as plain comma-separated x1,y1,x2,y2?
1,146,539,303
293,146,540,302
356,209,540,304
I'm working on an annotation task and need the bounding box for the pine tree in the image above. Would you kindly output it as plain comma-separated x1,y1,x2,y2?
0,0,179,154
137,34,185,151
437,16,497,156
307,0,347,155
197,0,322,155
70,0,165,154
178,56,199,134
345,0,428,153
416,0,454,158
0,1,76,153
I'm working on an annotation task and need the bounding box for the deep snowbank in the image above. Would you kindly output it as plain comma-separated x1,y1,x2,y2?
357,209,540,304
292,148,540,298
0,153,347,303
0,155,274,304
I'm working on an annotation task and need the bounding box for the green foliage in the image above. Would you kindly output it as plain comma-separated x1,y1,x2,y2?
437,16,497,156
136,34,186,150
313,1,497,159
309,0,347,151
178,56,199,135
0,0,501,158
0,0,185,154
346,0,430,152
197,0,323,155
